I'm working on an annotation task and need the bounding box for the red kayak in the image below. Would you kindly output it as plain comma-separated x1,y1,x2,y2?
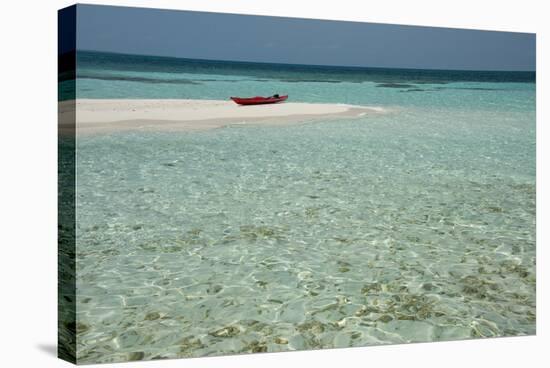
230,95,288,105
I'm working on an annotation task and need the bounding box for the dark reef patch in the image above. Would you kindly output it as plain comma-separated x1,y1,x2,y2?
377,83,416,88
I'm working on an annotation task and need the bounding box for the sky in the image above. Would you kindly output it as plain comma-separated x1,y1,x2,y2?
73,4,536,71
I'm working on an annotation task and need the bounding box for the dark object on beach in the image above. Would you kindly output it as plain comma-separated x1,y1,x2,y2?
230,95,288,105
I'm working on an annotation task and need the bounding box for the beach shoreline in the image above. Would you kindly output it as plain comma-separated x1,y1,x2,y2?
59,99,385,135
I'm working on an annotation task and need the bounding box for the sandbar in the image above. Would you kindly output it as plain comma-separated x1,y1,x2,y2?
59,99,386,135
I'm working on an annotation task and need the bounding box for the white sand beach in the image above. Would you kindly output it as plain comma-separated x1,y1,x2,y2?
59,99,385,134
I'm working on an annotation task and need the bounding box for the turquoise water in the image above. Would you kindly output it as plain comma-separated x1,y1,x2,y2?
72,51,535,363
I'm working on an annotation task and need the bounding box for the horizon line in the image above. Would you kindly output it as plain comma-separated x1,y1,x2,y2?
76,49,536,74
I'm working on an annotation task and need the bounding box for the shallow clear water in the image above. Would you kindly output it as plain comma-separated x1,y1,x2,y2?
73,52,535,363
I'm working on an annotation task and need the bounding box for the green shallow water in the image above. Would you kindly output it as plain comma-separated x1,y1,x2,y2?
74,102,535,362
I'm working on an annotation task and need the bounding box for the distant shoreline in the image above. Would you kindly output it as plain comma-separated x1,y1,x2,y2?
59,99,385,135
